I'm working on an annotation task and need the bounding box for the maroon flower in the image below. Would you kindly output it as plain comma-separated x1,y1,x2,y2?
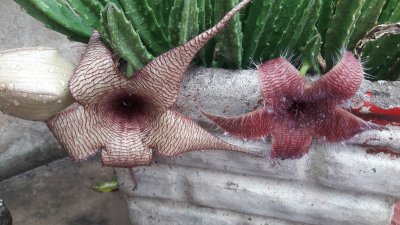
204,52,384,159
46,0,257,167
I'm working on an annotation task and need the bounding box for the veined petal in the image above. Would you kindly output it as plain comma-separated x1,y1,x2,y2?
203,108,270,139
144,110,263,157
270,124,313,159
131,0,251,109
258,57,305,104
101,120,153,168
304,52,363,104
0,47,74,121
314,108,383,142
69,32,131,106
46,104,104,160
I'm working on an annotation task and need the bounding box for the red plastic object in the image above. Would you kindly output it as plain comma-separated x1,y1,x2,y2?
351,92,400,126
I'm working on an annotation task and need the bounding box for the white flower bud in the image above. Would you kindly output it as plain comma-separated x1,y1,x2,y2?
0,47,74,121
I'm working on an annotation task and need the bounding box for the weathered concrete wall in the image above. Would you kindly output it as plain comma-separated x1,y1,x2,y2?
117,68,400,225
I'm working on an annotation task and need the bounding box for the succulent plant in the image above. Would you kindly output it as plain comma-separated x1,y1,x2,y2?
14,0,400,80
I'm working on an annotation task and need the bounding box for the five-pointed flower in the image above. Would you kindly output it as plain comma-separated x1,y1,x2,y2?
46,0,257,167
204,52,383,159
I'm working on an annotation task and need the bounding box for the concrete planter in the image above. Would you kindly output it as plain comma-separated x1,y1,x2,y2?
116,67,400,225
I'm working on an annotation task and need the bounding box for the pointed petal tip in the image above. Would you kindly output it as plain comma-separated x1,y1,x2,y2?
202,109,271,140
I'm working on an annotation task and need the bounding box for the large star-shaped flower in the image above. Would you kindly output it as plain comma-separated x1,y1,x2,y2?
204,52,384,159
46,0,257,167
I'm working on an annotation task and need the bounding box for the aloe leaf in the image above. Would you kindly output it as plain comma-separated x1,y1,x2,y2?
168,0,185,46
300,30,321,75
14,0,88,42
378,0,398,23
323,0,365,68
212,0,243,68
119,0,169,55
371,50,400,80
167,0,200,46
271,0,307,57
386,55,400,80
66,0,104,33
178,0,199,45
289,0,321,52
317,0,337,55
252,0,283,61
30,0,93,38
241,0,275,67
261,0,301,59
147,0,174,32
105,3,154,70
347,0,386,49
99,5,112,45
203,0,216,66
195,0,208,66
98,0,121,8
363,6,400,80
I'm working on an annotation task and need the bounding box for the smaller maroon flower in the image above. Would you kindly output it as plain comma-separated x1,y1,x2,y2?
47,0,257,168
204,52,384,159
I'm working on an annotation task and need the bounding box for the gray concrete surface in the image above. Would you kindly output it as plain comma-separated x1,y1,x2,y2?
0,157,131,225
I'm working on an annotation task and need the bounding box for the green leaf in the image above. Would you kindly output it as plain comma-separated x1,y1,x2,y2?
363,5,400,80
252,0,283,61
293,0,321,53
377,0,398,23
347,0,386,49
30,0,93,38
317,0,337,55
212,0,243,68
67,0,104,33
242,0,275,67
301,30,321,74
261,0,302,59
14,0,87,42
178,0,199,45
323,0,365,68
105,3,154,70
119,0,169,55
92,178,118,193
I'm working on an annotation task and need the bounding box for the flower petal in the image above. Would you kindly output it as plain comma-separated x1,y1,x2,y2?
46,104,103,160
202,108,270,140
131,0,251,109
314,108,383,142
258,57,305,104
270,125,313,159
69,32,130,106
101,120,153,168
304,52,363,104
145,110,263,157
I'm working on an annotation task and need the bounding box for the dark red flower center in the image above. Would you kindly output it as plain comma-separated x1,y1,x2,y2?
114,95,146,117
288,101,307,118
100,92,150,124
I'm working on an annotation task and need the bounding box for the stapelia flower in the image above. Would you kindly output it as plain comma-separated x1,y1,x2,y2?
46,0,258,167
204,52,384,160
